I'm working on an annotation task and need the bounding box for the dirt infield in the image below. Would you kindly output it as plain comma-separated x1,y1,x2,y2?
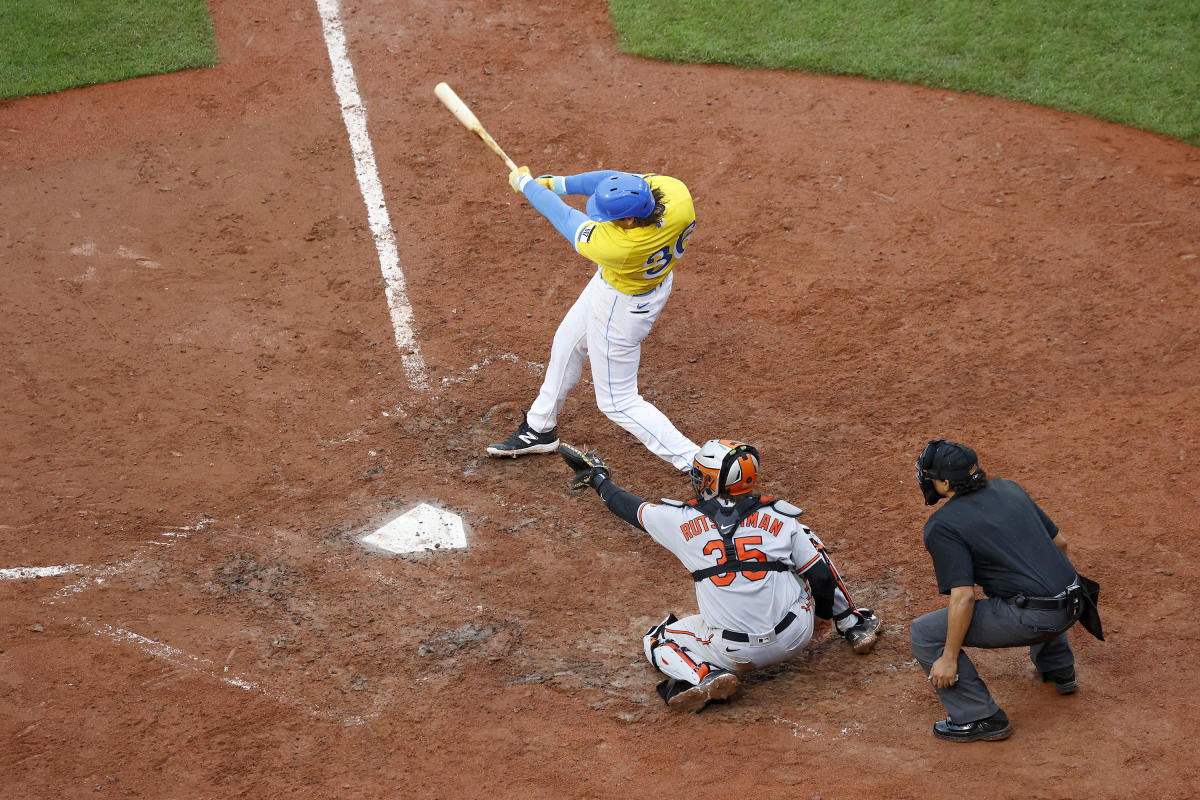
3,1,1198,798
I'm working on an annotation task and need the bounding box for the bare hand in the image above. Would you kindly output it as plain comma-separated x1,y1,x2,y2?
929,654,960,689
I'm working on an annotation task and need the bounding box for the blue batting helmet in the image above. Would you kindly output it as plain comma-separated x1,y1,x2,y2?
585,173,655,222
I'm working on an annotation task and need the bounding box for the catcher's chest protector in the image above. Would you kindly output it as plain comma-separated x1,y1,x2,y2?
688,497,790,582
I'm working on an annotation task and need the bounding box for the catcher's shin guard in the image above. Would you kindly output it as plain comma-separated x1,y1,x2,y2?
643,613,677,674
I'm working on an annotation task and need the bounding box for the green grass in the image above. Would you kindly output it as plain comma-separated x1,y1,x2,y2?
608,0,1200,145
0,0,217,99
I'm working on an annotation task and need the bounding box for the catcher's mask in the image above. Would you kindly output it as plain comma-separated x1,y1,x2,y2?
586,172,654,221
691,439,760,501
915,439,983,505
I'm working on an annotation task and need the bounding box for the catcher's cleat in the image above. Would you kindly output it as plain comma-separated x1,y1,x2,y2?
843,609,882,654
662,668,740,714
486,413,560,457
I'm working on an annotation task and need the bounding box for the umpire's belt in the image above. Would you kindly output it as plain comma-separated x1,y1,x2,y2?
722,611,796,643
1006,581,1082,610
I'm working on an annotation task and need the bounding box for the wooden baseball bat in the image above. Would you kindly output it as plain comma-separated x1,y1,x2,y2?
434,82,518,172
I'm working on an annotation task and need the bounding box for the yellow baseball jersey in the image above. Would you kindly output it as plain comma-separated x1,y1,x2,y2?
574,174,697,295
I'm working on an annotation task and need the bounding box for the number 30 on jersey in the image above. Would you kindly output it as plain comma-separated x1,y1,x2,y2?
643,220,696,279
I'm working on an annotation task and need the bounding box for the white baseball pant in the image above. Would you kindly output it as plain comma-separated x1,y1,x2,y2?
644,599,817,685
526,269,698,471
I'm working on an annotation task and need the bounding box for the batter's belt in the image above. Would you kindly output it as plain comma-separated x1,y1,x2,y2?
603,272,665,297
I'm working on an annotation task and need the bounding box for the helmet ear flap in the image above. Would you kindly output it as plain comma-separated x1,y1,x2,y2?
720,444,759,496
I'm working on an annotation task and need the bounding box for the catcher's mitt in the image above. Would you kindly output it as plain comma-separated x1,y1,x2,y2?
558,443,610,493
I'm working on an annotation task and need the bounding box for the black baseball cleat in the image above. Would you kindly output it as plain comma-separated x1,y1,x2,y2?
661,669,740,714
485,413,560,457
933,709,1012,742
843,609,882,654
1041,666,1078,695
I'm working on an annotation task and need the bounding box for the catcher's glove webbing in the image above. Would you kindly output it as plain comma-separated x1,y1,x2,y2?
558,443,610,493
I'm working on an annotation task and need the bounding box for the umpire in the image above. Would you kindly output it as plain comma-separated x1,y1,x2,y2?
909,439,1099,742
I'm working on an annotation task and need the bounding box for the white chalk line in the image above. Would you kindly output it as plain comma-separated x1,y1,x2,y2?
1,564,87,580
1,523,203,589
91,623,260,691
314,0,429,392
437,352,547,386
86,622,376,726
771,714,863,741
9,517,381,726
45,522,206,602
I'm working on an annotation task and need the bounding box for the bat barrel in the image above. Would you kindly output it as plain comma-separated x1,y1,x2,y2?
435,81,518,172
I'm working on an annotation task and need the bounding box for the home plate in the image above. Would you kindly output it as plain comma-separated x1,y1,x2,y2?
361,503,466,554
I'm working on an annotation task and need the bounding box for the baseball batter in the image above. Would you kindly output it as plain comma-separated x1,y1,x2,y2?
559,438,882,713
486,167,699,471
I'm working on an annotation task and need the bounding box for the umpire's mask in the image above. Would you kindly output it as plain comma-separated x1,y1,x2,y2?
915,438,979,505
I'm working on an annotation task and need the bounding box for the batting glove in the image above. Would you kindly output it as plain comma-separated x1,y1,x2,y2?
536,174,566,194
508,165,532,193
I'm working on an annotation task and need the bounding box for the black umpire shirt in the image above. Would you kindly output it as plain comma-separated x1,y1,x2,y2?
923,478,1077,599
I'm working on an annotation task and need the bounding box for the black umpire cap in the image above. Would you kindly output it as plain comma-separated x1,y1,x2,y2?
918,439,979,481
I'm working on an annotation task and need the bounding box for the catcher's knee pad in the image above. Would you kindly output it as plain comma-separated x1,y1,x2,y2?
643,613,678,671
643,620,708,685
644,612,678,640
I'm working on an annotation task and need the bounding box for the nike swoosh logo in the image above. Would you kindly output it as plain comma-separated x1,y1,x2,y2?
636,302,650,309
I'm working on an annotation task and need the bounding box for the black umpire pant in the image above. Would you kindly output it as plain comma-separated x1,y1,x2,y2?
910,596,1077,724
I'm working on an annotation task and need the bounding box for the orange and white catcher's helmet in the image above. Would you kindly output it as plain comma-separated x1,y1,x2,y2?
690,439,760,501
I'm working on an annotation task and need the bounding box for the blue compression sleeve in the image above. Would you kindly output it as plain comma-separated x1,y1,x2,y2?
521,180,590,243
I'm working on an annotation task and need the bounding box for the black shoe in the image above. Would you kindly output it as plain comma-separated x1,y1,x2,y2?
933,710,1012,742
1041,666,1078,695
842,609,881,654
662,668,740,714
485,413,560,457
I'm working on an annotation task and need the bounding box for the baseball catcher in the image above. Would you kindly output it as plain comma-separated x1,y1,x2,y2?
559,439,882,713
